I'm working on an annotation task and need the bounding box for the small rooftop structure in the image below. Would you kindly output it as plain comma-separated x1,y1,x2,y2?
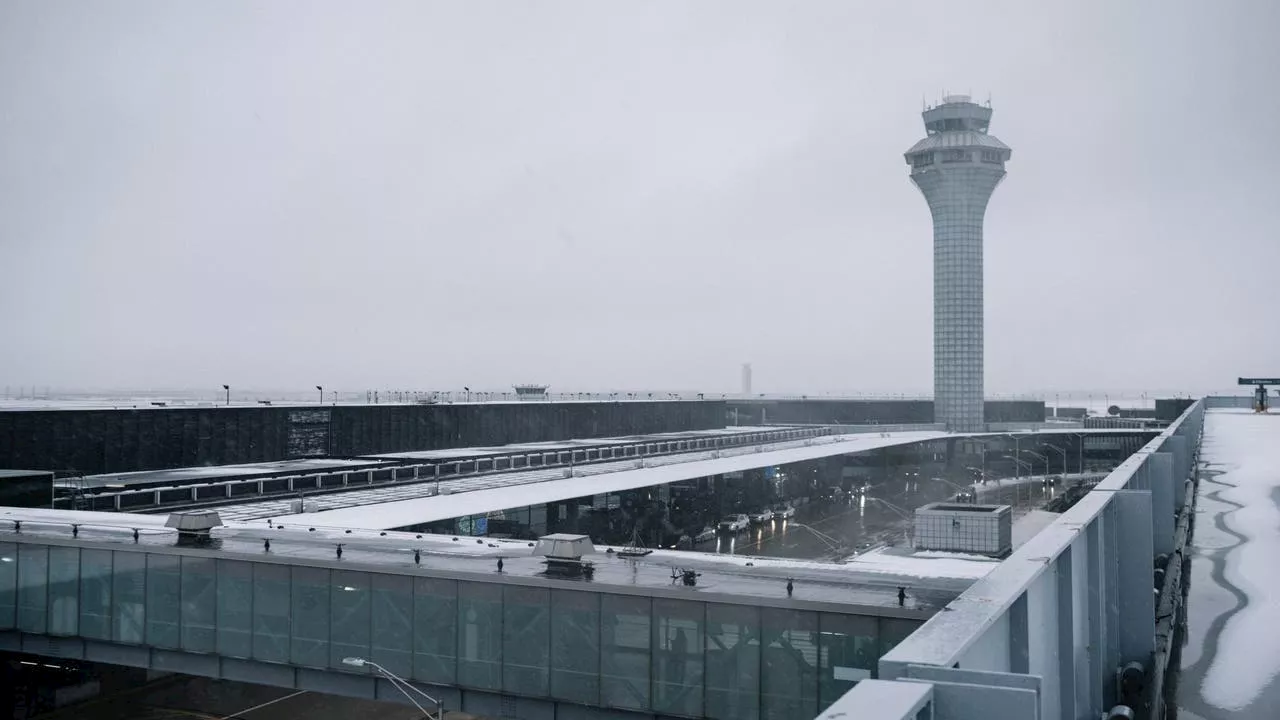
513,384,549,401
534,533,594,560
165,510,223,545
535,532,595,578
913,502,1012,558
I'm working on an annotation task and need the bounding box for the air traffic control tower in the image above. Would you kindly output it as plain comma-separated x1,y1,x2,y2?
906,95,1011,432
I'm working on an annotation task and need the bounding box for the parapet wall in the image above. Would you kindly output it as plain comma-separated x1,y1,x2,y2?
0,401,725,475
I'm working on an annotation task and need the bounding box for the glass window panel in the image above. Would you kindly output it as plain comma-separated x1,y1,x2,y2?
290,566,329,668
111,551,146,644
550,589,599,705
652,598,704,717
601,594,650,710
216,560,253,658
330,570,370,669
47,546,79,636
79,549,112,640
502,585,549,696
706,603,760,720
17,544,48,633
457,581,502,690
818,613,879,708
180,556,216,653
0,543,15,630
761,608,818,720
146,554,181,648
252,563,290,663
413,577,457,685
879,617,923,659
371,574,413,679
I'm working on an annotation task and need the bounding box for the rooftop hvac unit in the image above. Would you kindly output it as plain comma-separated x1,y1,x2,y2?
165,510,223,546
535,533,596,578
289,499,319,513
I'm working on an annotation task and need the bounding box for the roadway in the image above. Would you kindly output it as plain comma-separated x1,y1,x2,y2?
39,674,469,720
233,431,950,529
239,428,1141,531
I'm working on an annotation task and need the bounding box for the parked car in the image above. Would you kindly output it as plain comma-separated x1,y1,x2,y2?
748,508,772,524
694,526,716,542
772,503,796,520
718,514,750,533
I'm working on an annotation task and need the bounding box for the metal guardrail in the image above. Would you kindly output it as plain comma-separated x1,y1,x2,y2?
58,427,835,513
817,399,1206,720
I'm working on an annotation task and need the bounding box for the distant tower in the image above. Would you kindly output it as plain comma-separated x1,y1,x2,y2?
741,363,753,396
905,95,1011,432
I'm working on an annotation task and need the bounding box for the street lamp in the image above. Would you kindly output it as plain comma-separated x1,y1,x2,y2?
932,476,975,502
1023,450,1048,478
1045,444,1068,477
316,385,323,404
342,657,440,719
222,385,230,406
868,497,915,543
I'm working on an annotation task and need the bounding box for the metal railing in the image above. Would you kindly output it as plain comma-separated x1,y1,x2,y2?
816,398,1206,720
59,426,836,513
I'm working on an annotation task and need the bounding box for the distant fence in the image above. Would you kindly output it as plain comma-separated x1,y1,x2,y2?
817,398,1205,720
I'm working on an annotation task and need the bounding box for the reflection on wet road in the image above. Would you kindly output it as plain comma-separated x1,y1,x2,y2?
702,475,1059,561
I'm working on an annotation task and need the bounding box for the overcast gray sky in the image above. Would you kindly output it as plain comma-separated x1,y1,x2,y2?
2,1,1277,396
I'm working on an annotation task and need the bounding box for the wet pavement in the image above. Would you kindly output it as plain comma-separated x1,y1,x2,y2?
700,474,1061,562
45,674,467,720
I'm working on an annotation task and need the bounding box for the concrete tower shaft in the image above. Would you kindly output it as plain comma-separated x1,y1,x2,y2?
904,95,1011,432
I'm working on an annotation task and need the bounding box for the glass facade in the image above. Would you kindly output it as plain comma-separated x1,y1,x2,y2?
0,543,920,718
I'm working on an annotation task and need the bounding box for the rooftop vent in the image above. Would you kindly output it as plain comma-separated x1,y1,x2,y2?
165,510,223,546
534,533,595,578
513,384,550,401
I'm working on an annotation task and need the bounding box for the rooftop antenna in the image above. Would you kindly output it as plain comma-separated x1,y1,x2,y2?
986,92,992,107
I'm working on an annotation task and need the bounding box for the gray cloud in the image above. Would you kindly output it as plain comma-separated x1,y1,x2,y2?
2,1,1277,396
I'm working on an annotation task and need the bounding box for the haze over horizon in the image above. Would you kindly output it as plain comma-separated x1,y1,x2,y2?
3,1,1277,395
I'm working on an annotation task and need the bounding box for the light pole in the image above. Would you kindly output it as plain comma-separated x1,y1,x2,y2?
342,657,440,719
1046,444,1068,476
222,384,230,406
932,476,975,502
1023,450,1048,478
316,385,323,404
868,497,914,543
1003,454,1033,477
788,522,846,557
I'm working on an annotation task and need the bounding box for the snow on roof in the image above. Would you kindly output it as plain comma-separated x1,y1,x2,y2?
255,431,950,530
1191,408,1280,712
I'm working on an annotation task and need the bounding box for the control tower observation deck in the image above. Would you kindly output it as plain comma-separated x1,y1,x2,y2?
904,95,1011,432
